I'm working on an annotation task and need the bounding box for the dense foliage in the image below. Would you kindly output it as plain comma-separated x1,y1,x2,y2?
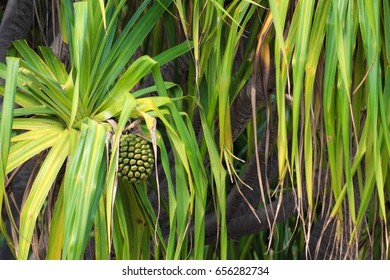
0,0,389,260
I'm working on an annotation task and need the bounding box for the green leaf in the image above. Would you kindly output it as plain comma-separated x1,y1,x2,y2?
0,58,19,171
18,129,69,259
62,119,107,259
38,46,68,86
46,181,65,260
7,127,64,173
104,96,136,253
0,57,19,256
94,195,110,260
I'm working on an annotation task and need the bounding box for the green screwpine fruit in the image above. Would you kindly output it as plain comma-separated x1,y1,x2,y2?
118,134,154,183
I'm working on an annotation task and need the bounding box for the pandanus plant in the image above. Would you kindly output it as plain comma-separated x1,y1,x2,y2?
1,0,390,260
0,0,207,260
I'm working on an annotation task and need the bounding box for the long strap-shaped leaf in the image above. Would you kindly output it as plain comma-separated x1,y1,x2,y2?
18,130,69,259
0,57,19,257
62,119,107,259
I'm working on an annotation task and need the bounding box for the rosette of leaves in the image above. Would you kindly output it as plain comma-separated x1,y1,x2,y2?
0,0,206,260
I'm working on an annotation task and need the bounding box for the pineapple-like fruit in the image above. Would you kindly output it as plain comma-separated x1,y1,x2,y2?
118,134,154,183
